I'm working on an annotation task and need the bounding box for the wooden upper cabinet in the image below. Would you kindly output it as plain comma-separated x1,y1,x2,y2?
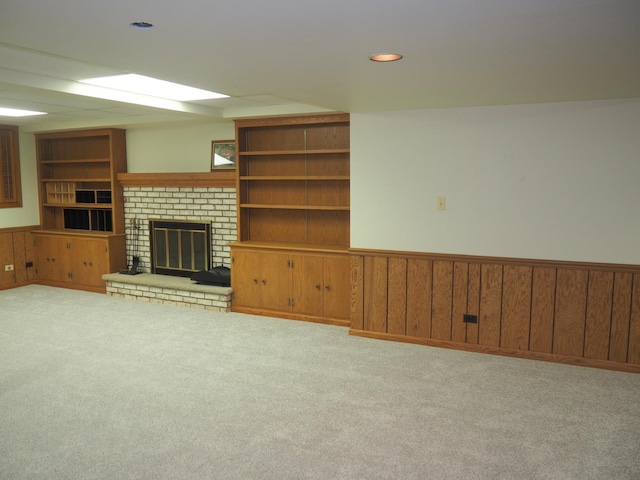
234,113,350,249
35,128,127,235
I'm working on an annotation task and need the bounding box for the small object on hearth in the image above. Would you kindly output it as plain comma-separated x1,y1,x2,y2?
191,265,231,287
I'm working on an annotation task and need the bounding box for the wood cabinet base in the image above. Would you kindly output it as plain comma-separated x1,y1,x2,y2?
232,305,350,327
231,243,351,326
32,231,126,292
31,279,110,294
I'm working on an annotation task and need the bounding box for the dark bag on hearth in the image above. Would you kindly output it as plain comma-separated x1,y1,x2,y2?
191,265,231,287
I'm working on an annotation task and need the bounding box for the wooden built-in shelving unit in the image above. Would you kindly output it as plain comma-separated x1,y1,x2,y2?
231,113,351,324
32,128,128,292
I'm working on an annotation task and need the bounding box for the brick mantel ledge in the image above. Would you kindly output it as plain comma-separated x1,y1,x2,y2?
118,171,235,188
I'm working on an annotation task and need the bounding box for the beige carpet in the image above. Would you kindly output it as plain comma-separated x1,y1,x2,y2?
1,285,639,480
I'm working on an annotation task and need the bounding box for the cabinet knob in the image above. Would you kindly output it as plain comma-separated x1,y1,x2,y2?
315,284,321,290
253,278,258,284
325,285,331,291
262,279,267,285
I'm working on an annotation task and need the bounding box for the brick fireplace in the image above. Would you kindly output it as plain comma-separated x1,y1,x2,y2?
102,172,237,311
121,182,237,274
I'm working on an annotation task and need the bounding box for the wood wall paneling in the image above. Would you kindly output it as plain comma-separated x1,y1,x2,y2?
387,258,407,335
12,231,28,283
609,272,633,363
0,232,14,285
363,256,388,333
500,265,532,351
0,227,37,288
628,274,640,364
431,261,453,341
529,267,557,354
350,255,364,330
466,263,481,344
350,249,640,371
479,264,503,347
406,258,432,338
584,271,614,360
553,269,588,357
451,262,469,343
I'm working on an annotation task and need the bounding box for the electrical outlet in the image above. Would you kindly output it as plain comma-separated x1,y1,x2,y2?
4,264,14,272
437,196,446,211
463,314,478,324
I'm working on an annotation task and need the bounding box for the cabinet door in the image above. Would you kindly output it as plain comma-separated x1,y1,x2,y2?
322,255,351,320
260,252,291,312
34,235,71,283
231,250,263,308
71,238,109,287
290,254,323,315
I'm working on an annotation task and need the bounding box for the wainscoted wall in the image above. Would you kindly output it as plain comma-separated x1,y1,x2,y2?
350,248,640,372
0,226,37,289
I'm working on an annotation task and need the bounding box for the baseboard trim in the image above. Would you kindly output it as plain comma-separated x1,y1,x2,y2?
232,306,350,327
31,279,106,294
0,280,32,291
349,329,640,374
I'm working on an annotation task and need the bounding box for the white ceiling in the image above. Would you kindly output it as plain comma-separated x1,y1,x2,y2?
1,0,639,132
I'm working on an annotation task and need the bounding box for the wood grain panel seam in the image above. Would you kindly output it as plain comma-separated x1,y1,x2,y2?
429,260,437,339
606,272,616,361
629,274,640,364
526,266,535,352
464,264,470,343
625,274,636,363
499,266,504,347
620,275,636,361
449,262,455,341
550,268,558,354
404,260,409,335
582,270,591,359
386,257,390,334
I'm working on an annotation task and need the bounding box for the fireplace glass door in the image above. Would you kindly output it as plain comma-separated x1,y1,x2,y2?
150,220,211,277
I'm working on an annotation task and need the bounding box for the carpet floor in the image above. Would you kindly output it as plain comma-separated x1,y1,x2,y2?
1,285,639,480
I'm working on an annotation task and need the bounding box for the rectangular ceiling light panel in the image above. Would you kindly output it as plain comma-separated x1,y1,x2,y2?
79,74,229,101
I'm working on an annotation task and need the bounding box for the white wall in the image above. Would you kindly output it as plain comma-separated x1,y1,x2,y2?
0,131,40,228
351,99,640,265
125,122,234,172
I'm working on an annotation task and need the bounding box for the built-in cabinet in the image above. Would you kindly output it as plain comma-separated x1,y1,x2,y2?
231,245,350,325
32,231,126,289
230,114,350,324
33,128,127,292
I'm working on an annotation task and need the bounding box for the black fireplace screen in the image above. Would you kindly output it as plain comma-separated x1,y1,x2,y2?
149,220,211,277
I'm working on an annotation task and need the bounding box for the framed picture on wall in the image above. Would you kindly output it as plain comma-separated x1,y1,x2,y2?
211,140,236,169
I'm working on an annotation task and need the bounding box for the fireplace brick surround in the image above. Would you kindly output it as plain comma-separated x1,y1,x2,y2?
122,185,236,273
103,177,237,311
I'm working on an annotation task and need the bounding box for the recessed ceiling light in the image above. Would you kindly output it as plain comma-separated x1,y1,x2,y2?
0,107,47,117
130,21,154,29
369,53,403,62
79,74,229,101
